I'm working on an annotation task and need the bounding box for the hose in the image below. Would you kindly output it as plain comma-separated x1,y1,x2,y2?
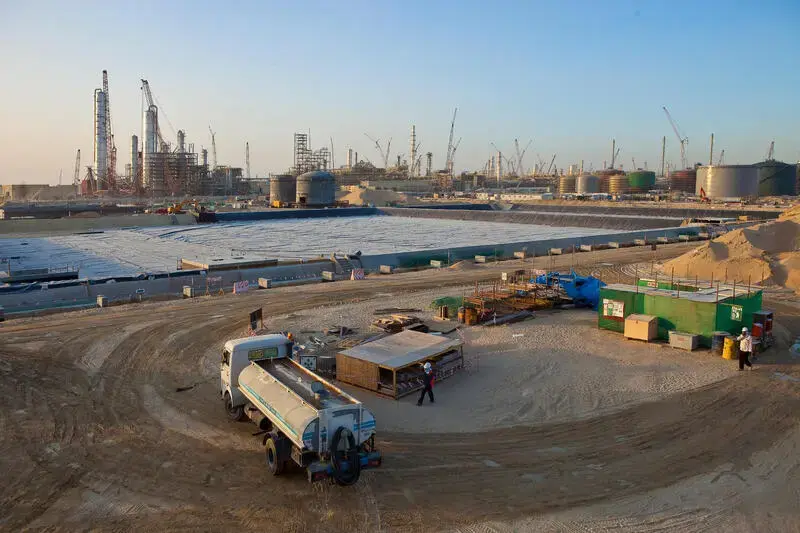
330,426,361,486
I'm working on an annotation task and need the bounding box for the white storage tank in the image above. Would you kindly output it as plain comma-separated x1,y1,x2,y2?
695,165,758,200
576,174,600,194
296,171,336,207
270,174,296,205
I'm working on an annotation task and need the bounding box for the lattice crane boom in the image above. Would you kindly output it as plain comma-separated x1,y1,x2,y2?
662,106,688,169
72,149,81,187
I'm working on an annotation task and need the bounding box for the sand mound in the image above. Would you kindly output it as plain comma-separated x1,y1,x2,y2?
340,188,408,207
664,206,800,291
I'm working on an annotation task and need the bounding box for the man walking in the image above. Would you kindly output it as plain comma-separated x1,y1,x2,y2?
417,362,435,406
737,327,754,371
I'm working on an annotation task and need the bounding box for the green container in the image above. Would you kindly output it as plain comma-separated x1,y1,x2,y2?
628,171,656,191
598,285,763,347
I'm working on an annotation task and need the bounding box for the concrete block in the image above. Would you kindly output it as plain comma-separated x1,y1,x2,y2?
549,248,563,255
96,295,108,308
430,260,444,268
678,234,691,241
182,286,195,298
474,255,489,263
379,265,394,274
579,244,593,252
321,271,336,282
633,239,648,246
698,232,710,239
513,251,527,259
657,236,670,244
258,278,273,289
608,241,621,248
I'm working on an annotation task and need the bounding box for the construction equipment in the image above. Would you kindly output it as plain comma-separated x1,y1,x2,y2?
445,108,458,175
364,134,391,168
72,149,81,188
663,106,689,169
220,335,381,484
546,154,557,175
699,187,711,203
766,140,775,161
102,71,116,189
717,149,725,166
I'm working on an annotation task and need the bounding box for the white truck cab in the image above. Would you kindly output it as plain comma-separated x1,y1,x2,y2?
220,334,293,420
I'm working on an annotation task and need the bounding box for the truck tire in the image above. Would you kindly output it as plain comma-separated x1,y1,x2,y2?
265,436,284,476
224,392,246,422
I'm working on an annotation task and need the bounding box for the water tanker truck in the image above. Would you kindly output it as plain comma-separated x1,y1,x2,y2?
220,334,381,484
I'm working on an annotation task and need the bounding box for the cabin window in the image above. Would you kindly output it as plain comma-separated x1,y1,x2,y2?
248,346,278,361
222,349,231,366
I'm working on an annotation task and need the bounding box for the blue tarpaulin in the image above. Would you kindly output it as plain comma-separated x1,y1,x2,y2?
531,270,606,310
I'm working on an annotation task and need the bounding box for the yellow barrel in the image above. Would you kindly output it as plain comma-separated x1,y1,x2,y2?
465,307,478,325
722,337,737,360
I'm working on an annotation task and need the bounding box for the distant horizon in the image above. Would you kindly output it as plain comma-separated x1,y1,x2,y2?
1,0,799,185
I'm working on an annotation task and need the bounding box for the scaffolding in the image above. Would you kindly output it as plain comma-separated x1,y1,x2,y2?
293,133,330,174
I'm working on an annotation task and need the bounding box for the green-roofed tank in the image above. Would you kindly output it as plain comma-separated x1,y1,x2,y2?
627,170,656,192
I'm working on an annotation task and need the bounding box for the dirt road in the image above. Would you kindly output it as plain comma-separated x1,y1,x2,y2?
1,242,799,532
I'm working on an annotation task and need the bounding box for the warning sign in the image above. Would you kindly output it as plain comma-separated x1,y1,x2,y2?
603,298,624,318
731,305,743,321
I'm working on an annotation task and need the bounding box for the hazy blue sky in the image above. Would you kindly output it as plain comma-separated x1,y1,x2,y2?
1,0,798,184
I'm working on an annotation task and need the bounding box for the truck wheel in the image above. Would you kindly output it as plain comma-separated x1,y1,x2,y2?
224,393,246,421
265,437,284,476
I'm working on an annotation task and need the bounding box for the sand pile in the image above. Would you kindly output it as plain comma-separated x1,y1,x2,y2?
664,206,800,290
340,188,408,206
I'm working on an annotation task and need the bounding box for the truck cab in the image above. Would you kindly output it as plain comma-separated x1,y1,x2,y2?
220,334,293,420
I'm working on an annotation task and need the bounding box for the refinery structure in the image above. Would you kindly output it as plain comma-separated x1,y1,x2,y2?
17,70,794,205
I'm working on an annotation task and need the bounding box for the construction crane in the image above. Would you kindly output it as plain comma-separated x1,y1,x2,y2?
766,140,775,161
208,126,217,170
364,134,391,168
140,79,166,147
330,137,335,168
662,106,688,169
448,138,461,175
445,108,458,175
717,149,725,165
632,157,636,170
102,71,116,188
245,142,251,180
491,142,515,175
546,154,557,175
72,149,81,187
514,139,532,177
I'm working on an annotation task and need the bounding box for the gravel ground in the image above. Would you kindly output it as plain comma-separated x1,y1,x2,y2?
265,286,739,433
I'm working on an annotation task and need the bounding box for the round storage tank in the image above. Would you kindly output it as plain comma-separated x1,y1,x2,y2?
755,161,798,197
296,171,336,207
695,165,758,199
575,174,600,194
270,174,296,205
627,170,656,193
558,175,576,195
669,169,696,193
609,175,629,194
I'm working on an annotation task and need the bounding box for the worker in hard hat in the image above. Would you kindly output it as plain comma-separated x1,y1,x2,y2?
287,332,294,341
417,362,435,406
736,327,754,371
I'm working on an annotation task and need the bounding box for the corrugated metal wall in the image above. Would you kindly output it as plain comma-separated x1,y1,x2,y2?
598,288,762,347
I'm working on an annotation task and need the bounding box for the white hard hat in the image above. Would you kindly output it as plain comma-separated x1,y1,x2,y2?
742,327,748,333
423,362,432,371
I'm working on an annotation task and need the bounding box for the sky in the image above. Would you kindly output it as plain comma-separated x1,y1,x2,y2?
0,0,798,185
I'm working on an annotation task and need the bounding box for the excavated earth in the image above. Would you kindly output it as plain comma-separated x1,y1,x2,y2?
1,243,799,533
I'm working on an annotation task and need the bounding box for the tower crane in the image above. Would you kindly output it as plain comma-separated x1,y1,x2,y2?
445,108,458,175
514,139,532,177
662,106,688,169
72,149,81,187
208,126,217,170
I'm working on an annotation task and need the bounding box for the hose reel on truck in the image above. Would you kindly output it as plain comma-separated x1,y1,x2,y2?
219,335,382,485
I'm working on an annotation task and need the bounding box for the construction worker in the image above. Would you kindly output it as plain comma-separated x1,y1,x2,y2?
737,327,754,371
417,362,435,406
